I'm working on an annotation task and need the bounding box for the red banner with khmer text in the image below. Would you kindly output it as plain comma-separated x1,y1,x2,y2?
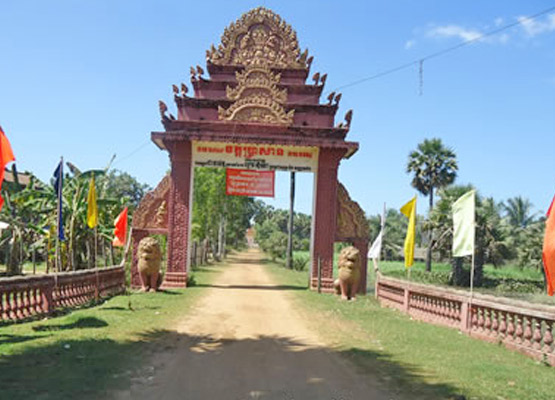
226,169,275,197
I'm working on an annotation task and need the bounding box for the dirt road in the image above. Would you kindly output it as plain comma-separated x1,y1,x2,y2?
115,249,392,400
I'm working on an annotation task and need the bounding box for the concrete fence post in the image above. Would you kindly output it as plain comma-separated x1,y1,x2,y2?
41,279,54,315
403,286,410,313
460,300,470,332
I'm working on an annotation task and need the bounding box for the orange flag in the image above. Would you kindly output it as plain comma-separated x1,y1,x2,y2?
113,207,128,247
543,195,555,296
0,126,16,211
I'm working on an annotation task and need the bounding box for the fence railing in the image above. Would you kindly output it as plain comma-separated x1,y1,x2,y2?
376,274,555,366
0,266,125,322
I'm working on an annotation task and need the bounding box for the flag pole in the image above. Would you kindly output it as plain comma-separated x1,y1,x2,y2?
119,226,133,268
94,225,100,300
55,156,63,273
468,210,477,331
469,218,476,296
94,226,98,269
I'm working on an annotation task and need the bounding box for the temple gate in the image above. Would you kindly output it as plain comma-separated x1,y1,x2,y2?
132,7,369,293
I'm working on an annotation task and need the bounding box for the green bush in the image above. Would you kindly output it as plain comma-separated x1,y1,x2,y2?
263,231,288,260
292,255,310,271
385,269,451,286
486,278,544,294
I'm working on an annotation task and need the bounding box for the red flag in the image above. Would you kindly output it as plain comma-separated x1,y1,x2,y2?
543,195,555,296
0,126,16,211
113,207,128,247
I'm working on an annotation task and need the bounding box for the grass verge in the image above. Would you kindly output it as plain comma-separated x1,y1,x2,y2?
0,262,224,400
265,258,554,400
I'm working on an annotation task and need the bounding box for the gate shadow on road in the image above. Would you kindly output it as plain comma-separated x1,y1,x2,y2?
0,328,464,400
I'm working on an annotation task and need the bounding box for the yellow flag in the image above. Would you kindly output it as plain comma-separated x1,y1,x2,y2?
400,196,417,268
87,175,98,229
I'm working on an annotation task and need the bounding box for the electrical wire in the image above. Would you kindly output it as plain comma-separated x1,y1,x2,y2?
331,5,555,92
111,140,151,166
114,5,555,165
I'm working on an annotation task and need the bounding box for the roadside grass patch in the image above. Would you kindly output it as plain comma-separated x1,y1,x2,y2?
265,258,554,400
0,262,224,400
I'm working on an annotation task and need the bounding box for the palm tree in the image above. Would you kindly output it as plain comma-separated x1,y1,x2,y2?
407,138,458,271
429,186,509,286
503,196,536,228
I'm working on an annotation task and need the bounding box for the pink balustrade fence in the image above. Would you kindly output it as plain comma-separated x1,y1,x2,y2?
0,266,125,322
376,275,555,366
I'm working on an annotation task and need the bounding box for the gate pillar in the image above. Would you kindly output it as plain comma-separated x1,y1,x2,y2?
310,148,346,292
353,239,369,294
163,140,192,288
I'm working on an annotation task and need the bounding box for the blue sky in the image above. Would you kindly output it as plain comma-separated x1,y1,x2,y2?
1,1,554,217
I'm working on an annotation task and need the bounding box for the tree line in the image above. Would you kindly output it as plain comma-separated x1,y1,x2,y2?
390,138,546,287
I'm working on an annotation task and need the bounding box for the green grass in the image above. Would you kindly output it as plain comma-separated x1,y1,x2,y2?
0,262,223,400
265,259,555,400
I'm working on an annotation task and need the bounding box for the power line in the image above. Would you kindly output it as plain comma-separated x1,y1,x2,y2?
112,140,151,166
332,5,555,92
108,6,555,166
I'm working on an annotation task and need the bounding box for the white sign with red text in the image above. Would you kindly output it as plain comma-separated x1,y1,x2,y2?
192,141,319,172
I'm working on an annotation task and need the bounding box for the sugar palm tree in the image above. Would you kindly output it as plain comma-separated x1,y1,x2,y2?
407,138,458,271
503,196,536,228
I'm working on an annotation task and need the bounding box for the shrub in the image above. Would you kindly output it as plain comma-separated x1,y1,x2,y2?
292,255,310,271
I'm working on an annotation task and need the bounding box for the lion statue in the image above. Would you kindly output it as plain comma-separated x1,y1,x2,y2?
137,236,163,292
334,246,361,300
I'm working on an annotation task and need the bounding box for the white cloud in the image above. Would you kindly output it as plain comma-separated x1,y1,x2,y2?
427,25,482,41
405,39,416,49
518,13,555,37
408,13,555,49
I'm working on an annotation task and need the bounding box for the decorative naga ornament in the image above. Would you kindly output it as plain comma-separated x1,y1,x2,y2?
218,64,294,124
132,175,171,230
336,182,369,240
207,7,307,69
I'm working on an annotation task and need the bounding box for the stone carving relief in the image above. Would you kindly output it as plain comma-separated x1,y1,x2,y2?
218,64,294,125
207,7,307,69
336,182,369,240
132,175,171,230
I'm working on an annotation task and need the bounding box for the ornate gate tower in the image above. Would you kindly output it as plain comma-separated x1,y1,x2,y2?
133,7,369,293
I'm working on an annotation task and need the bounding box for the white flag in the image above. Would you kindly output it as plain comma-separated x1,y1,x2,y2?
368,230,383,259
452,190,475,257
368,204,386,260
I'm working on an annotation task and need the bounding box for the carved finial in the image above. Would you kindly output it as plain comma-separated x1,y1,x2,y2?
320,73,328,86
345,109,353,127
312,72,320,85
307,56,314,68
299,49,308,63
334,93,342,106
172,84,179,95
196,65,204,77
327,91,336,105
181,83,188,95
159,101,168,121
190,66,197,80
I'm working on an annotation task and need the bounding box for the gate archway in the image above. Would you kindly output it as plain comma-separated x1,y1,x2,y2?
132,7,369,293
